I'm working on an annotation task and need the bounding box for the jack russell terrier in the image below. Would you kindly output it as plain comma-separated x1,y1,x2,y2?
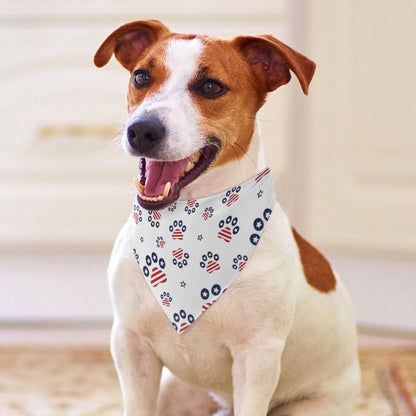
94,20,360,416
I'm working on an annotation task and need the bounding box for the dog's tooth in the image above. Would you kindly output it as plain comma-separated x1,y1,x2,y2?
185,160,195,172
134,177,144,193
163,182,171,198
190,152,200,163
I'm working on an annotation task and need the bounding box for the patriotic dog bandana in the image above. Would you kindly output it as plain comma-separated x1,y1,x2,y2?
131,167,275,333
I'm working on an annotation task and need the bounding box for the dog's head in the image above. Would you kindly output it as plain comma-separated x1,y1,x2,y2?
94,20,315,209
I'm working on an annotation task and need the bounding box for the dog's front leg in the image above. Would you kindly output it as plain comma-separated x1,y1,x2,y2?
231,341,284,416
111,325,162,416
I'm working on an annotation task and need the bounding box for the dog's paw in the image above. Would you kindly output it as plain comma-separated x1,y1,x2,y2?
221,186,241,207
232,254,248,272
249,208,272,246
172,248,190,268
169,220,187,240
172,309,195,333
200,251,221,274
143,252,167,287
217,215,240,242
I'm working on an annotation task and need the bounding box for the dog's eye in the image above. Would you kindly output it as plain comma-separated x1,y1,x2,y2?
195,78,228,99
133,69,152,89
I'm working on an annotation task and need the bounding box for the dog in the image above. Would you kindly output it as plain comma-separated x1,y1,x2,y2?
94,20,361,416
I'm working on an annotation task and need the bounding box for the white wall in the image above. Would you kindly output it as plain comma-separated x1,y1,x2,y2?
1,0,415,334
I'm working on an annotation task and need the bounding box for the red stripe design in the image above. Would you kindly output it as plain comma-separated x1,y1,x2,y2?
217,226,232,242
172,248,184,260
150,267,167,287
255,167,271,182
206,260,220,274
202,212,210,221
153,210,161,220
202,300,216,312
172,229,184,240
187,200,197,208
162,298,171,307
133,212,139,224
238,261,246,272
226,193,239,207
179,322,190,333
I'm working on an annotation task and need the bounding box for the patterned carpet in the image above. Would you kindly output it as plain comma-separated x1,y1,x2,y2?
0,346,415,415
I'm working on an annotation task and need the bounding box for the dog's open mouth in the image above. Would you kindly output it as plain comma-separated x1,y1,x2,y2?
134,144,219,210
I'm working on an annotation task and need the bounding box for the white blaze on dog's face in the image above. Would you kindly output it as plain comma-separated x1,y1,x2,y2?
125,38,205,160
94,20,315,210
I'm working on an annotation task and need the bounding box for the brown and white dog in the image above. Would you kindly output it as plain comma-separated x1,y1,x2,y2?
94,20,360,416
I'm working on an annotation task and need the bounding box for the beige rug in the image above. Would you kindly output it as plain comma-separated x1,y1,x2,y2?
0,346,415,415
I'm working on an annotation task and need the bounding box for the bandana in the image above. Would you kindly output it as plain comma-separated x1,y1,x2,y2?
131,167,275,334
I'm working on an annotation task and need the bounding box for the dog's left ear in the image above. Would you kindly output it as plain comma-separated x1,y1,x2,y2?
94,20,170,71
232,35,316,94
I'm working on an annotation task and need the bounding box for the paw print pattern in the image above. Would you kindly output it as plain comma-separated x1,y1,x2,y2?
232,254,248,272
133,248,140,266
200,252,221,274
222,186,241,207
172,248,190,268
156,236,165,248
184,199,200,215
172,309,195,333
249,208,273,246
133,204,143,224
147,210,161,228
202,206,214,221
200,284,222,312
160,292,172,307
168,202,177,213
169,220,187,240
143,252,167,287
217,215,240,243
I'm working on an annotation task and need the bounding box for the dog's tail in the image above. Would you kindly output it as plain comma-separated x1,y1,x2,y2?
156,372,231,416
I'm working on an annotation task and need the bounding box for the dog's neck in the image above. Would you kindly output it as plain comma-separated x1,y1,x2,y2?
179,123,266,201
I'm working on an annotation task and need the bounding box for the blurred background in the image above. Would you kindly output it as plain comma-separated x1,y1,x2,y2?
0,0,415,343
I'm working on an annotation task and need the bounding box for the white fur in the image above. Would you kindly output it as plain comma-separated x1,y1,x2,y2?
109,38,360,416
123,38,205,160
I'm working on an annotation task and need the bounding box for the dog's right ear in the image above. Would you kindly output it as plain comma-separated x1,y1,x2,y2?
94,20,170,71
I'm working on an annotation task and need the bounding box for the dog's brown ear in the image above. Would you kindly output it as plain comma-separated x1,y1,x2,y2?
231,35,316,94
94,20,170,71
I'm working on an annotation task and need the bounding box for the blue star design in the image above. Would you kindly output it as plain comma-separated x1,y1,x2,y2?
197,234,203,241
257,190,263,198
180,281,186,288
212,286,220,295
255,220,263,230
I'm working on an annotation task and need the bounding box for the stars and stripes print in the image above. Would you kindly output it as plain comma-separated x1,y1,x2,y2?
131,167,275,334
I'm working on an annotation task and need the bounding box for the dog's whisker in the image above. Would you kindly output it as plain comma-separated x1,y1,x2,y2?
244,115,278,124
231,141,257,168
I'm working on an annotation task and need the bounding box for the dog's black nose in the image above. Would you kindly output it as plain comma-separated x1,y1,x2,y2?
127,118,165,153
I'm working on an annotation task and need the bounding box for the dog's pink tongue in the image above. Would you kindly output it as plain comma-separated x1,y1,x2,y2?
144,159,188,197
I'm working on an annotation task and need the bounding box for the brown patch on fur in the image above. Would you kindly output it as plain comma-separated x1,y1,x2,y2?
292,228,337,293
126,38,171,113
192,37,266,168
